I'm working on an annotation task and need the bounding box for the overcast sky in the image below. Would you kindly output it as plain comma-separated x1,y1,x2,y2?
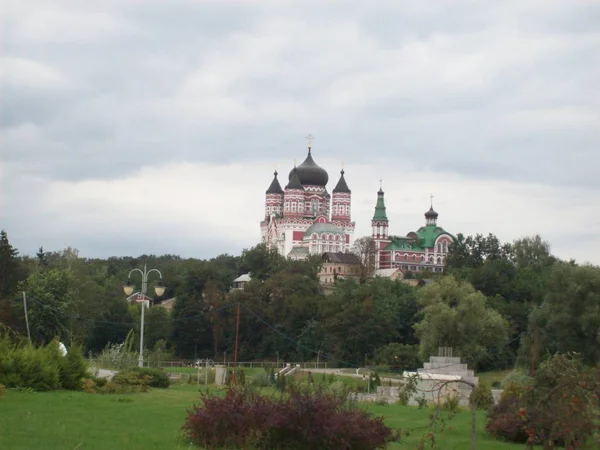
1,0,599,264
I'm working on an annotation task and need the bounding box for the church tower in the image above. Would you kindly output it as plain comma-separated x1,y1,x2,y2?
264,170,284,218
372,184,391,268
371,185,389,239
331,169,351,222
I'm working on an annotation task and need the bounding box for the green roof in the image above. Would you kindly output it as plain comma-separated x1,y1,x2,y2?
414,225,454,249
303,222,345,240
372,189,388,221
384,226,455,252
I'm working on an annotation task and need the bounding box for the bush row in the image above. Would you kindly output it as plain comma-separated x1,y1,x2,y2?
0,338,89,391
183,387,399,450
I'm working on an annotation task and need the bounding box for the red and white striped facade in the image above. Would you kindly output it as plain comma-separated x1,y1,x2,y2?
260,150,355,259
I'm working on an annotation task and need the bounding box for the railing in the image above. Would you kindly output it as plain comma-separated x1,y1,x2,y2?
156,360,329,370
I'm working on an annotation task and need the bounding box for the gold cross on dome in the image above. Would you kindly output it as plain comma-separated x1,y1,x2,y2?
305,134,314,148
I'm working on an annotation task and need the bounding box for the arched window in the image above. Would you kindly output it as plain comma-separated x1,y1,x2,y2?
333,205,338,215
412,255,416,262
420,255,425,262
437,257,442,265
429,256,434,263
442,242,448,253
404,254,408,261
437,243,441,253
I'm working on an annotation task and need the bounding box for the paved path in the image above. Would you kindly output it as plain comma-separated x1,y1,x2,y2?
300,368,403,384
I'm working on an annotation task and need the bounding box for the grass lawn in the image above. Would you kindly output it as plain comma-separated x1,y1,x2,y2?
0,384,530,450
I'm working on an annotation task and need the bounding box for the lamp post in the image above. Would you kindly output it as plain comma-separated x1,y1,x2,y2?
123,264,166,368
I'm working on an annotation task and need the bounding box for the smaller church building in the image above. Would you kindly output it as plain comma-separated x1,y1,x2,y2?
370,188,454,273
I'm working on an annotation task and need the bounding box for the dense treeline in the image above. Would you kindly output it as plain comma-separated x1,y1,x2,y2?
0,229,598,372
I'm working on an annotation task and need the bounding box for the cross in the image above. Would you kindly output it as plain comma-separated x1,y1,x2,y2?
305,134,314,148
293,158,297,167
430,193,434,207
379,178,383,190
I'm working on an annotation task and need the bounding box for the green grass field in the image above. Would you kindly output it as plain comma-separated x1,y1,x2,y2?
0,383,534,450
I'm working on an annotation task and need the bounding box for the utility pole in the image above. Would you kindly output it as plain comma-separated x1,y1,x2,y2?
22,291,31,344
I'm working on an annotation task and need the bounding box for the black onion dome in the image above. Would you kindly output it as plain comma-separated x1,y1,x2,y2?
289,149,329,187
332,169,351,194
425,206,439,219
285,168,304,190
266,171,284,194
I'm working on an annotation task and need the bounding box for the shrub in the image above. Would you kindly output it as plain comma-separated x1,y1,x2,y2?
252,372,272,388
487,354,600,448
58,346,89,390
471,381,494,410
0,339,78,391
183,387,399,450
113,367,169,388
442,393,460,413
94,342,138,371
0,383,5,398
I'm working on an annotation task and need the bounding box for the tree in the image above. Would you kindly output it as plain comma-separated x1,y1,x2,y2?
0,230,21,300
21,268,79,345
36,246,49,269
239,243,285,281
512,235,555,270
352,237,377,283
414,276,509,369
0,230,23,330
522,262,600,366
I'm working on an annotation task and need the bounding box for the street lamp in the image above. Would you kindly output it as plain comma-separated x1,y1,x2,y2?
123,264,165,368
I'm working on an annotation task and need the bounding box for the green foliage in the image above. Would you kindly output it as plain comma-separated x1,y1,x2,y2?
20,268,79,345
374,343,421,371
94,334,138,370
470,381,494,410
113,367,169,388
487,354,600,448
414,276,509,369
0,335,89,391
442,394,460,413
58,345,89,390
522,262,600,366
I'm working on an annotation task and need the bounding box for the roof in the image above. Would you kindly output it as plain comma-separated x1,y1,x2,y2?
384,237,416,251
332,169,351,194
287,246,310,257
266,171,284,194
322,252,360,264
372,189,388,221
303,222,345,239
233,273,251,283
415,225,454,249
425,206,439,219
288,149,329,187
285,168,304,190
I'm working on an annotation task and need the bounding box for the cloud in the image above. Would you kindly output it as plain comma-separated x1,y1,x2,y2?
4,160,600,265
2,0,599,263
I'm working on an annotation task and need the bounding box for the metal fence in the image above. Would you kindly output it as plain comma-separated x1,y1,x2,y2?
156,360,329,369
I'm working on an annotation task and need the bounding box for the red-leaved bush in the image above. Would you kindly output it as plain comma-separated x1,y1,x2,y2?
183,387,399,450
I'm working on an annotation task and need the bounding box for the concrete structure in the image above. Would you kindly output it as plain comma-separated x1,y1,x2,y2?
214,365,227,385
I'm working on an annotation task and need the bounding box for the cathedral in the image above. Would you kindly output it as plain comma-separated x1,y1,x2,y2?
260,140,355,259
260,139,454,273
